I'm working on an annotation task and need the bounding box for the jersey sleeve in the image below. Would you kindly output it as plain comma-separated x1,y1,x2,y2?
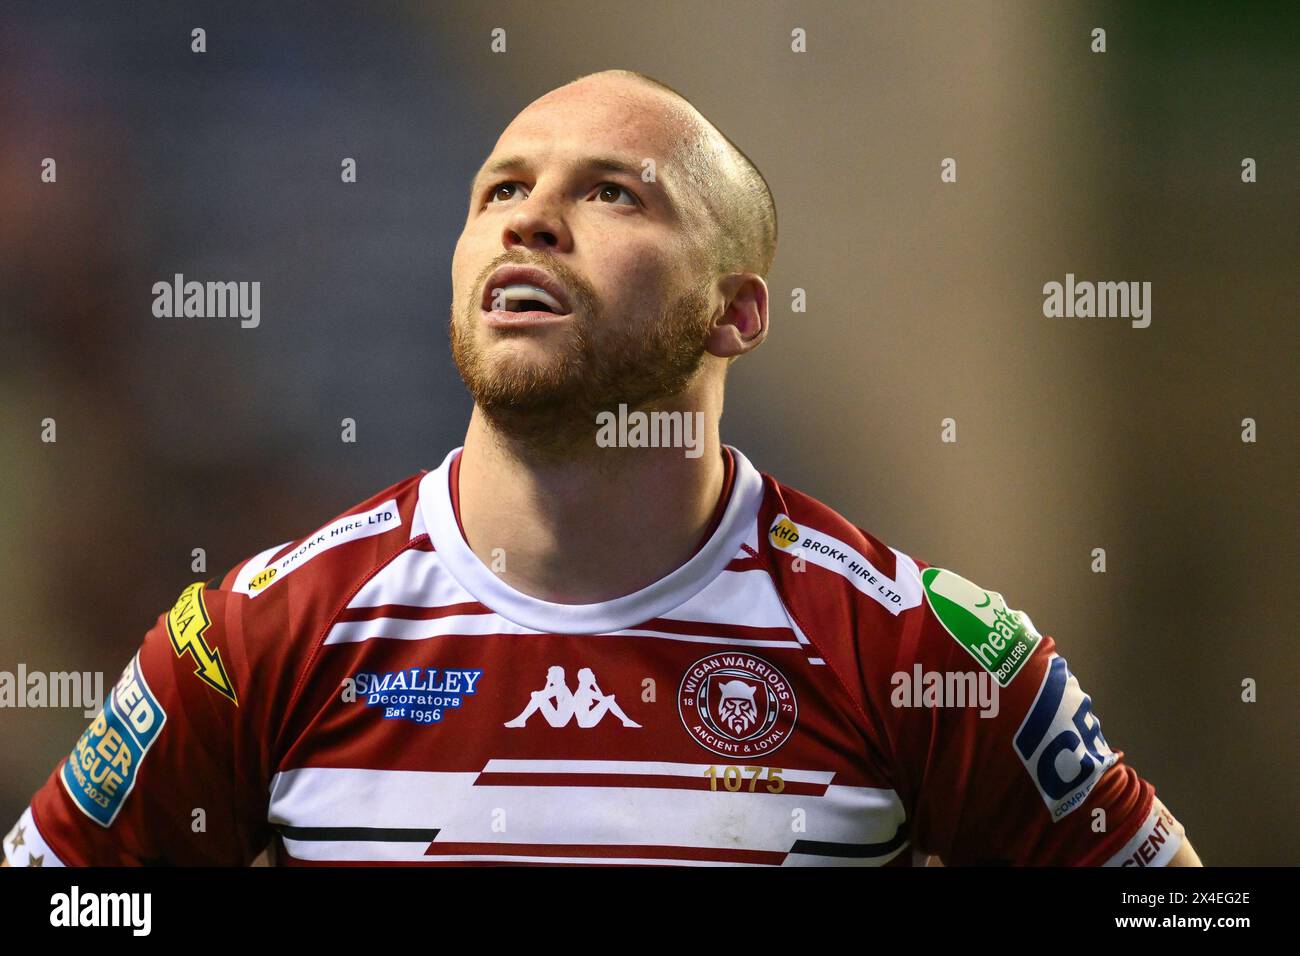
887,564,1187,866
4,577,283,866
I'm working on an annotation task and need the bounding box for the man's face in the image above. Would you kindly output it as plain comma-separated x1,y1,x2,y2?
449,79,716,439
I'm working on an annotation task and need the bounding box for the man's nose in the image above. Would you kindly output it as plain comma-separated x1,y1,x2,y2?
503,191,573,252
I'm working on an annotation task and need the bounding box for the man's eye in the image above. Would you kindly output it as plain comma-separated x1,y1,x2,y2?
488,182,527,203
593,183,638,206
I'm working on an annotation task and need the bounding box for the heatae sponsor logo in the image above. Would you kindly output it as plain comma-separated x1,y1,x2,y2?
152,272,261,328
890,664,999,718
1042,273,1151,328
595,403,705,459
0,665,103,718
50,886,151,936
921,568,1041,687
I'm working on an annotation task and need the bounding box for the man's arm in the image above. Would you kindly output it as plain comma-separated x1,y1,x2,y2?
923,836,1202,867
885,565,1200,866
2,583,271,866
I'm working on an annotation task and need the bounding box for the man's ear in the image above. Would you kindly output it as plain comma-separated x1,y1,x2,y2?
705,273,768,358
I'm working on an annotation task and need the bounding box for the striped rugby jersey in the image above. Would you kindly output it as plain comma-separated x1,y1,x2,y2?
6,446,1185,866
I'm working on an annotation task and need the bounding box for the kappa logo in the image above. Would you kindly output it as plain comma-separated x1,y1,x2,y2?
677,652,797,758
504,666,640,728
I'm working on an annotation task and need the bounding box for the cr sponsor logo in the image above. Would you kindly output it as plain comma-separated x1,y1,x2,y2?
1013,654,1116,821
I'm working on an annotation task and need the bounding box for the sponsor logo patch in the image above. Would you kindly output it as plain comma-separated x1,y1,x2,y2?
678,652,797,758
921,567,1040,687
60,653,166,827
247,567,276,592
769,517,800,549
239,499,401,597
1107,799,1186,867
767,514,922,615
352,668,483,727
165,582,237,704
1013,654,1117,821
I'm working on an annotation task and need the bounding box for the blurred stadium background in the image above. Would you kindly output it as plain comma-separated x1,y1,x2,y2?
1,1,1295,864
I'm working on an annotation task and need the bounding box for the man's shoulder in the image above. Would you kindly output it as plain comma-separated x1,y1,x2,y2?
216,469,430,622
754,466,1054,699
63,469,440,820
755,470,929,622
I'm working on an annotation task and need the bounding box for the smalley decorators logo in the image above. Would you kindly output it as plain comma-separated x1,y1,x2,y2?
678,653,797,758
350,667,484,726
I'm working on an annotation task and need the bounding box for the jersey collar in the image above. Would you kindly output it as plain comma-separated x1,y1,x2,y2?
418,445,764,634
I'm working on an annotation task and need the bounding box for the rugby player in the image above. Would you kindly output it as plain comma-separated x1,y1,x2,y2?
4,70,1200,866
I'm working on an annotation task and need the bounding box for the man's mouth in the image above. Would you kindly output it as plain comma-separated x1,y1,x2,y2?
480,265,575,325
491,283,566,315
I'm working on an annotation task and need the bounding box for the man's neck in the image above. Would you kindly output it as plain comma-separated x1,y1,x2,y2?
456,405,726,605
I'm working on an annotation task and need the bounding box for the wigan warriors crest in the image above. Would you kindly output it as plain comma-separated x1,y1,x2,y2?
677,653,797,758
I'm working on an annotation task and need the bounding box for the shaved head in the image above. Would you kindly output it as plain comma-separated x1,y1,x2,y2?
450,68,774,453
560,70,778,279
